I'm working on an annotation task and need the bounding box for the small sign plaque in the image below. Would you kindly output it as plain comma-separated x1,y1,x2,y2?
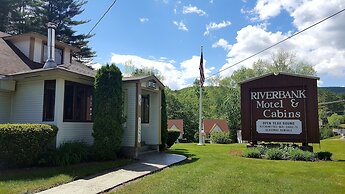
256,119,302,134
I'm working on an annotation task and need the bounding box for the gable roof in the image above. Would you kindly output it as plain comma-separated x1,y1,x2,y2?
203,119,229,135
239,72,319,84
0,36,31,75
123,75,165,88
168,119,184,133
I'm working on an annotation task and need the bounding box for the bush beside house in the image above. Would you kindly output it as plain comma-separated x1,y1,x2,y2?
167,129,181,148
92,64,124,160
160,90,168,151
210,131,232,144
0,124,57,166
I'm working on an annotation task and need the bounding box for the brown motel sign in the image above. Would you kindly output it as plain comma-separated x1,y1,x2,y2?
240,73,320,144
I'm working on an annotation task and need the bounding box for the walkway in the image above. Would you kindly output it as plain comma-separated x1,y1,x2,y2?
38,153,186,194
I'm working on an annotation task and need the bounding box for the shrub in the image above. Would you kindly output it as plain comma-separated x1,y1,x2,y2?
160,90,168,151
93,64,124,160
288,147,316,161
0,124,57,166
167,129,181,148
316,151,333,161
265,148,285,160
53,141,90,166
210,131,232,144
320,125,334,140
243,148,262,158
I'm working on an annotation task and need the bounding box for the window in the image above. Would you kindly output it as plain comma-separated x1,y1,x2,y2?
43,80,56,121
141,94,150,123
63,81,93,122
43,44,63,65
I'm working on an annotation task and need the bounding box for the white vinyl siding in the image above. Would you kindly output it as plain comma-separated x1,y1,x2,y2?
13,40,30,59
211,125,223,133
11,80,44,123
56,122,94,146
0,92,11,123
121,83,136,147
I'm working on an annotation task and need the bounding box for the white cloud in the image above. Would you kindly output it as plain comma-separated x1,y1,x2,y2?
209,0,214,4
222,0,345,86
212,38,232,51
173,21,188,31
180,56,211,80
204,20,231,36
110,54,212,90
139,18,149,23
182,4,207,16
91,63,103,70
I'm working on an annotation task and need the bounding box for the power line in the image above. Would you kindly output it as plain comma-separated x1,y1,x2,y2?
319,99,345,106
87,0,119,36
206,7,345,80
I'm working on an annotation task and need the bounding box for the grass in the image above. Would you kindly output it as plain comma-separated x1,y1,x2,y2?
0,159,131,194
113,139,345,194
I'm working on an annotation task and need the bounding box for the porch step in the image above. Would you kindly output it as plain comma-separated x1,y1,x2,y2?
138,149,158,157
138,145,158,157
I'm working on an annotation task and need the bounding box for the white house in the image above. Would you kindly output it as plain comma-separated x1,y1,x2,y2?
0,26,164,158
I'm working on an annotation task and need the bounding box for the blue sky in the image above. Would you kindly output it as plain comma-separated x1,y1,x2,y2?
75,0,345,89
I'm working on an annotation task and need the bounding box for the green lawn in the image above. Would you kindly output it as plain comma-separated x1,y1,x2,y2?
114,139,345,194
0,159,131,194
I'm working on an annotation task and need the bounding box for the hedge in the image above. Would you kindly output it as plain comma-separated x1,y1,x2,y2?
160,89,168,151
167,129,181,148
210,131,232,144
92,64,124,160
0,124,58,166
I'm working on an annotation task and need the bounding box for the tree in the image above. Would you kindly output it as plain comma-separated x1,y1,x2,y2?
92,64,123,160
124,60,164,80
327,113,344,127
0,0,95,62
165,88,198,142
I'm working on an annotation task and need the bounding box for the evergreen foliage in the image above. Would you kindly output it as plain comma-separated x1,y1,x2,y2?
0,124,57,166
210,131,232,144
160,90,168,150
166,129,181,148
92,64,124,160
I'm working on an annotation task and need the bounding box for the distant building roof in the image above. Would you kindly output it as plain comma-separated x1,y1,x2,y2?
168,119,184,133
203,119,229,135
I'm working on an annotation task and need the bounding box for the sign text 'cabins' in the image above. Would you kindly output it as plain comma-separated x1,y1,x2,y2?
240,73,320,144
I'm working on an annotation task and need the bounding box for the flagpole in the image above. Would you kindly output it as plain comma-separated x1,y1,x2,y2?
198,46,204,146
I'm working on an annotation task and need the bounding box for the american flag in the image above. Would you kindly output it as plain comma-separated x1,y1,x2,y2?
199,47,205,87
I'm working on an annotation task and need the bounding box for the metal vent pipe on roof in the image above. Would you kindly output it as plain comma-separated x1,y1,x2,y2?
43,22,57,69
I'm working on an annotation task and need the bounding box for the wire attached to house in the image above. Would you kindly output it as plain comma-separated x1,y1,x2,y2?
205,7,345,80
87,0,119,36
